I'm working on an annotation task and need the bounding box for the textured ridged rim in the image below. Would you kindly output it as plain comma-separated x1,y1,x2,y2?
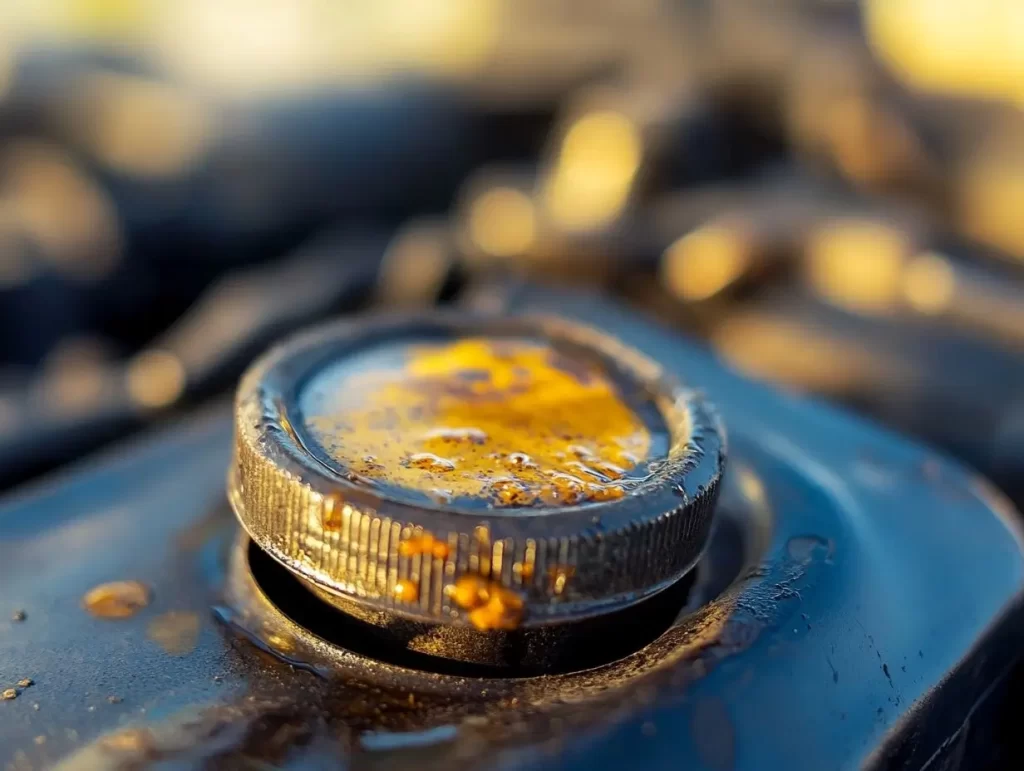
229,312,725,627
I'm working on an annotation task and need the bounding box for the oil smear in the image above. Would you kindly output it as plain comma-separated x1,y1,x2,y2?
301,337,673,510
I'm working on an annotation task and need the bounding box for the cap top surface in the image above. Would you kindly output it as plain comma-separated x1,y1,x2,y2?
297,335,673,513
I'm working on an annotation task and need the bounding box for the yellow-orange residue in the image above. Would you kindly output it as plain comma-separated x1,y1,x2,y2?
399,533,450,560
448,574,524,630
393,579,420,603
304,337,659,508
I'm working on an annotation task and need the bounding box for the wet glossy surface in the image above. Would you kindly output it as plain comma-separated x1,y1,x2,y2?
2,290,1023,769
298,336,671,510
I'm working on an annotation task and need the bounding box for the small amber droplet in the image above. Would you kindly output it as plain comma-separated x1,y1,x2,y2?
449,574,525,630
16,678,33,688
467,588,525,630
322,493,346,531
399,533,450,560
505,452,537,470
432,542,451,560
491,478,538,506
541,474,587,505
588,483,625,502
423,427,488,445
449,574,491,610
393,580,419,603
1,688,17,701
82,581,151,619
405,453,456,473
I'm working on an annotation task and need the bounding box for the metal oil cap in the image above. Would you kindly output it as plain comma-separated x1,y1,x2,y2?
229,313,724,637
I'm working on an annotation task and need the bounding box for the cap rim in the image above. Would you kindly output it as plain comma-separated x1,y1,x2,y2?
229,312,725,627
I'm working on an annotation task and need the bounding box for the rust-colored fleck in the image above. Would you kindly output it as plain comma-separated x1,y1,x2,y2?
147,611,200,656
321,493,346,531
1,688,17,700
399,533,450,560
393,580,419,603
82,581,151,619
449,574,525,630
303,337,666,508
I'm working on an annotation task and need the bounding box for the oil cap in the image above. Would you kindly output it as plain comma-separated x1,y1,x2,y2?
229,313,724,671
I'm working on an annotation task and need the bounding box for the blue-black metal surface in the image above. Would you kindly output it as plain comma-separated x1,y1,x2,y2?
1,289,1022,769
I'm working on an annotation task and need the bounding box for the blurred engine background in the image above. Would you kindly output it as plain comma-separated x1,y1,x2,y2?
2,0,1024,506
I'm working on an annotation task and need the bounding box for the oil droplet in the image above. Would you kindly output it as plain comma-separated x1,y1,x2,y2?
468,592,523,631
321,493,349,531
82,581,151,619
16,678,32,688
490,479,539,506
449,574,491,610
405,453,456,473
448,574,524,630
399,534,450,560
1,688,17,701
588,483,625,502
423,427,488,445
147,611,200,656
541,474,588,505
505,452,537,470
393,580,419,603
